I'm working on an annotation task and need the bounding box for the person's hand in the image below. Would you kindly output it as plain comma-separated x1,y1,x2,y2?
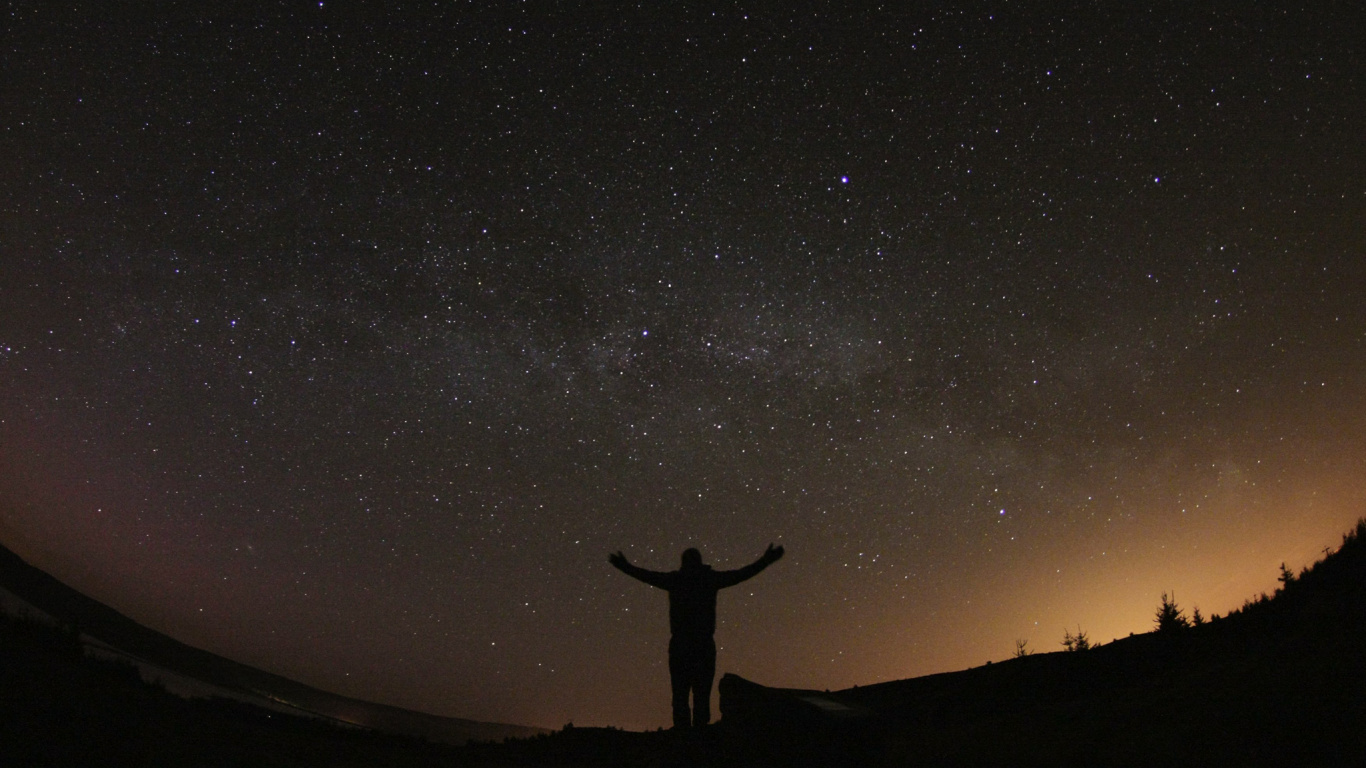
764,543,785,562
609,551,629,569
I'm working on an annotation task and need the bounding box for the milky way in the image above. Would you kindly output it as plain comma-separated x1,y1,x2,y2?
2,4,1364,729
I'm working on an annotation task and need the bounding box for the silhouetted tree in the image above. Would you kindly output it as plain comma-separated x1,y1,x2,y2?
1155,591,1190,632
1013,639,1034,658
1278,562,1295,590
1061,626,1090,652
1191,606,1205,626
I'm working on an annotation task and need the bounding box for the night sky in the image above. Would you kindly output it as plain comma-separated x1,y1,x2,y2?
2,2,1364,731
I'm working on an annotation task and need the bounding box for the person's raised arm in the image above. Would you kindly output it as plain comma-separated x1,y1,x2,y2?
716,543,784,588
608,551,672,589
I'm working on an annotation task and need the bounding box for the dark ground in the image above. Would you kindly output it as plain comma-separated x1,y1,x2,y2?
5,520,1366,766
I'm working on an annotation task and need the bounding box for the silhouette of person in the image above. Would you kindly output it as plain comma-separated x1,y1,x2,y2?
609,544,785,729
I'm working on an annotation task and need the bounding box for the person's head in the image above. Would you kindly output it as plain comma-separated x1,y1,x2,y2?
680,548,703,569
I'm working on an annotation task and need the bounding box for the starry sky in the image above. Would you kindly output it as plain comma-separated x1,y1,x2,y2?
2,2,1364,731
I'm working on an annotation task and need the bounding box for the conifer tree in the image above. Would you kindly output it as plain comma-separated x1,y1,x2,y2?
1155,591,1190,632
1061,626,1090,651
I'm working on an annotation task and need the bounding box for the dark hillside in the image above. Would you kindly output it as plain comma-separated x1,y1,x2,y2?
4,520,1364,766
0,610,475,767
718,519,1366,766
0,542,545,745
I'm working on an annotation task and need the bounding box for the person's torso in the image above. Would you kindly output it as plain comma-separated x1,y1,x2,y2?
667,569,720,639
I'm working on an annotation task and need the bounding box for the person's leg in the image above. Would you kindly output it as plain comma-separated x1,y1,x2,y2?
690,639,717,728
668,640,692,729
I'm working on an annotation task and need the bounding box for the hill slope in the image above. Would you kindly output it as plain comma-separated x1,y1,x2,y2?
718,519,1366,766
4,521,1365,766
0,542,546,747
0,611,498,767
